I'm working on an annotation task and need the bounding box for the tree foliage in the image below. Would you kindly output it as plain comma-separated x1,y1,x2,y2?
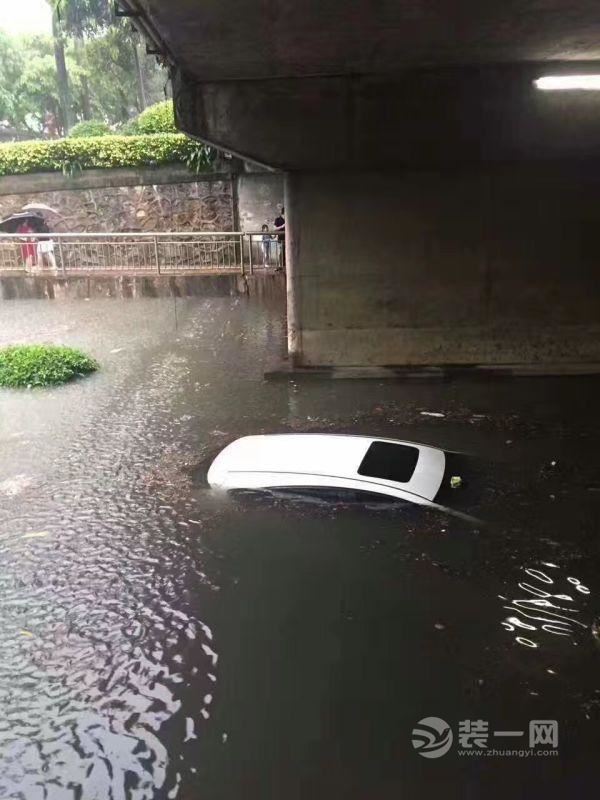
0,34,66,134
51,0,112,36
69,119,112,137
0,3,168,137
0,31,25,125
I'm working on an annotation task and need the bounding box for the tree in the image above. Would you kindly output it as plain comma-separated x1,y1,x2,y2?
0,32,25,125
53,0,112,35
0,17,168,137
50,6,74,133
52,0,149,113
77,28,164,122
0,33,65,135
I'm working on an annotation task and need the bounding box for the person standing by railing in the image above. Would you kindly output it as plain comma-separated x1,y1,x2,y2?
261,224,273,267
16,221,36,270
36,218,57,272
274,206,285,268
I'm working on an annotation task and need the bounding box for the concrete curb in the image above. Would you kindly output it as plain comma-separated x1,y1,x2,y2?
265,362,600,380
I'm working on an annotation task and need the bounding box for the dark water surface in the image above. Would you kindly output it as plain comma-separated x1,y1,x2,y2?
1,298,600,799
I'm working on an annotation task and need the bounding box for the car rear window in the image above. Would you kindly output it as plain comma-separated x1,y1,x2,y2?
357,441,419,483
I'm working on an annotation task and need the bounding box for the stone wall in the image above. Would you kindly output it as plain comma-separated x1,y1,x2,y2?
0,179,234,233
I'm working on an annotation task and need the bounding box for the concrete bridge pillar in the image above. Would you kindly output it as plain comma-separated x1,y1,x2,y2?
285,164,600,367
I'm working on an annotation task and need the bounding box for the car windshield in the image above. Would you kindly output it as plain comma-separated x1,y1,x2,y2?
357,441,419,483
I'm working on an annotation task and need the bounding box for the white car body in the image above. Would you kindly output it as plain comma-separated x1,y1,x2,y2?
207,434,446,507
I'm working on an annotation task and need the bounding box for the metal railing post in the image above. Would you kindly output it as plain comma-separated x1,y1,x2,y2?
240,234,245,275
57,237,66,275
154,236,160,274
248,233,254,275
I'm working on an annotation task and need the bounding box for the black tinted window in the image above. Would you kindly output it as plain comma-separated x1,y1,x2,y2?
358,441,419,483
271,487,399,504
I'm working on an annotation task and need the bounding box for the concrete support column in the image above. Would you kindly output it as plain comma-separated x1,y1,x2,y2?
287,164,600,367
284,172,301,365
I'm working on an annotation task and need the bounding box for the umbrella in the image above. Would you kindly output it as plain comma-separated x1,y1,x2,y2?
21,203,59,215
0,212,45,233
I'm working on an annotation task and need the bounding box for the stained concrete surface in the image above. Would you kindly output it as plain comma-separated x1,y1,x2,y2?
136,0,600,81
237,173,284,232
285,164,600,367
0,272,285,301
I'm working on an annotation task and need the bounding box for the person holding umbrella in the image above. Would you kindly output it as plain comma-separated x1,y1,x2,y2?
0,211,45,270
0,204,60,272
15,219,37,269
22,204,59,271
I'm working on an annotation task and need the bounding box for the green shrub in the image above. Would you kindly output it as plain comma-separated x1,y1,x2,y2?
130,100,177,134
118,118,140,136
0,134,213,176
69,120,112,138
0,344,98,388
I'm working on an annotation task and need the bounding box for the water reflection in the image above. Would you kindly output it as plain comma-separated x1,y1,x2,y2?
501,562,591,649
0,509,218,798
0,300,265,798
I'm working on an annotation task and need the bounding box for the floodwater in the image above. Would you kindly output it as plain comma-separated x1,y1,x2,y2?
1,297,600,799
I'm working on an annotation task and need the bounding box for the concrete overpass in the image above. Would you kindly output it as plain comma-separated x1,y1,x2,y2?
123,1,600,367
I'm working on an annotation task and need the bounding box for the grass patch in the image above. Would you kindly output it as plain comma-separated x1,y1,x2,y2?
0,345,98,388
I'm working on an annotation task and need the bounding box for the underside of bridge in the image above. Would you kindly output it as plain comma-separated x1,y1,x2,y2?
125,1,600,367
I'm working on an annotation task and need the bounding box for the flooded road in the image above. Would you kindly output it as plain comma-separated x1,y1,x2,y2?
1,297,600,799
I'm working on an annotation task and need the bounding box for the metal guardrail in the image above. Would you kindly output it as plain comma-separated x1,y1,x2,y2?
0,231,286,276
246,233,284,272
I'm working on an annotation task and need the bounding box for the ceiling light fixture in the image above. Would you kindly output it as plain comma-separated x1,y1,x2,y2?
534,75,600,91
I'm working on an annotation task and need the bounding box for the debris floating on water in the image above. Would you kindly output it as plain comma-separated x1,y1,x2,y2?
184,717,197,742
420,411,445,418
0,474,34,496
450,476,463,489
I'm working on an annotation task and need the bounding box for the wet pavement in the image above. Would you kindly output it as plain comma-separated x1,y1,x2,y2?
0,297,599,799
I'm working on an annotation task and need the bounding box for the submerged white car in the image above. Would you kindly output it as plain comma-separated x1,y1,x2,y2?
207,434,447,507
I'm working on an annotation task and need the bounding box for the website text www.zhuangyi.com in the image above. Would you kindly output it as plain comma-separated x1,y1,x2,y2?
458,749,559,758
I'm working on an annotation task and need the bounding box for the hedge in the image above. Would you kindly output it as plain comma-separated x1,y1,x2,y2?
0,134,213,177
126,101,177,135
69,120,112,138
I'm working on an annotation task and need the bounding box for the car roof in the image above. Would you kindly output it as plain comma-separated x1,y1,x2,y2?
217,434,371,473
208,434,445,501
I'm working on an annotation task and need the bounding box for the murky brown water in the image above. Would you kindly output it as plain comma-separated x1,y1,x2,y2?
1,297,600,799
